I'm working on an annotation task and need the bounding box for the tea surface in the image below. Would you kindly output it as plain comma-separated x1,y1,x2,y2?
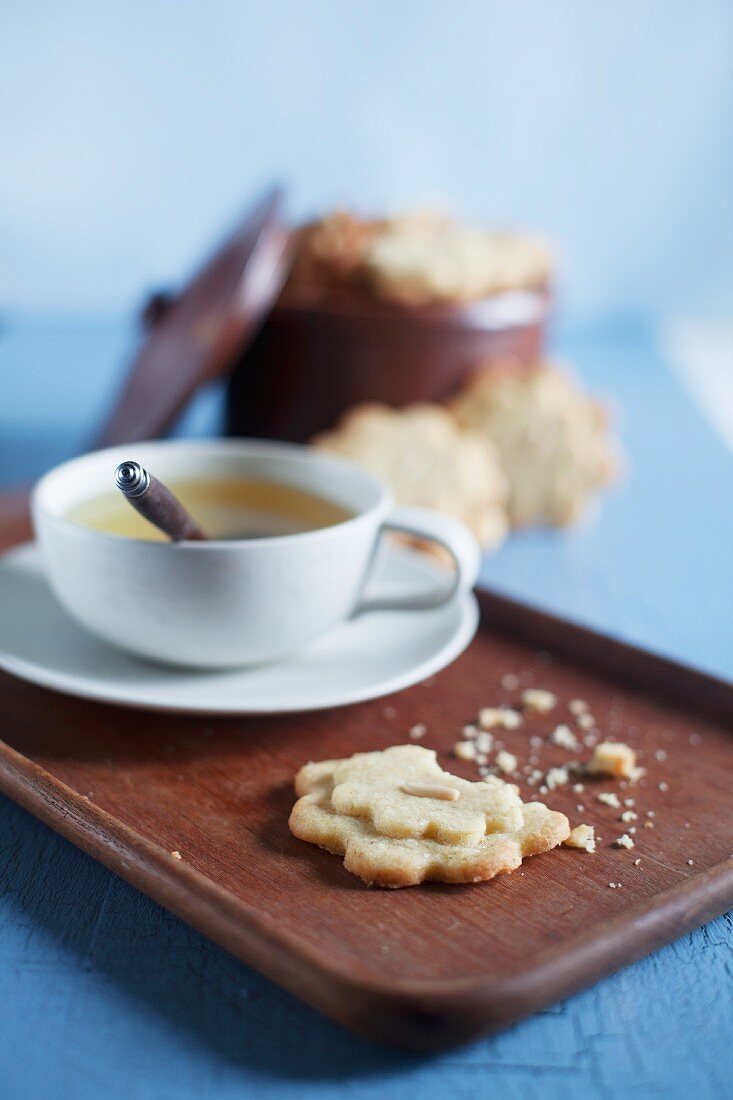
68,478,352,540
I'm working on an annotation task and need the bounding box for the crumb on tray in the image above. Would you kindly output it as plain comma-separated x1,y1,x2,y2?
587,741,637,780
564,824,596,853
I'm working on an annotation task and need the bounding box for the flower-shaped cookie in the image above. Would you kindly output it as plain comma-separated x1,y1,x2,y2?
289,745,569,888
451,361,618,528
363,214,552,306
313,404,508,551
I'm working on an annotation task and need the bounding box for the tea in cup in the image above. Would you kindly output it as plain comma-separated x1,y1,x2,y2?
32,440,480,668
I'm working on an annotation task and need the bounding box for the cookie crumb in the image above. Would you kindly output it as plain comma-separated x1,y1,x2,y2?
551,723,579,750
658,781,669,792
564,824,596,852
569,698,589,716
634,858,642,866
614,834,634,849
577,713,596,730
587,741,637,780
480,706,522,731
170,850,182,860
409,723,427,740
546,765,569,790
495,749,518,775
476,730,493,753
687,859,694,866
655,749,668,762
620,809,638,823
382,706,397,720
522,688,557,714
501,673,520,690
597,791,621,809
573,783,585,794
453,740,477,761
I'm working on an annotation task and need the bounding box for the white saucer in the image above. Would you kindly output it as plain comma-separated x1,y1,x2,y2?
0,543,478,714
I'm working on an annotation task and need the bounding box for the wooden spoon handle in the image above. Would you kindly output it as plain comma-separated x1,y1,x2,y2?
115,462,207,542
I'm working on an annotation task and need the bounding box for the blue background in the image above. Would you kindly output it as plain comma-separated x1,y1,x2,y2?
2,0,733,320
1,3,733,1098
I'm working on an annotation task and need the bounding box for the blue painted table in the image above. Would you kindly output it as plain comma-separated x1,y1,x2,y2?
0,314,731,1099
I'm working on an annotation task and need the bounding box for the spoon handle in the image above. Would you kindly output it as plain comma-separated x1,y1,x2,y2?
115,461,207,542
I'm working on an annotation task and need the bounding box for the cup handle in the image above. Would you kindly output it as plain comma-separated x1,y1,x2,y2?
354,505,481,614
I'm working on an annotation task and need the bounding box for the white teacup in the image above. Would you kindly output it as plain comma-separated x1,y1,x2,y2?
32,440,480,669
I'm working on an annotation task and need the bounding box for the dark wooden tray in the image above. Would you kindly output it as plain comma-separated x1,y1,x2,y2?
0,587,731,1050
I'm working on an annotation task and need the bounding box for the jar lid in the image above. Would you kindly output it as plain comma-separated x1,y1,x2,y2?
96,186,292,447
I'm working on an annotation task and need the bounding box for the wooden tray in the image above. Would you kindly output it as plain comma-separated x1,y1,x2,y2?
0,590,731,1050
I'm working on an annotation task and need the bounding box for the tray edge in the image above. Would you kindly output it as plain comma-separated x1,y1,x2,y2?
0,735,731,1050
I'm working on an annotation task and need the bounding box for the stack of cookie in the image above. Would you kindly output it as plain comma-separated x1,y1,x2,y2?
226,205,557,446
290,206,618,544
289,209,552,307
143,198,615,534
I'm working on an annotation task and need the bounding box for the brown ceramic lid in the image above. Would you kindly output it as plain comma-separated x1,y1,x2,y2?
95,185,292,448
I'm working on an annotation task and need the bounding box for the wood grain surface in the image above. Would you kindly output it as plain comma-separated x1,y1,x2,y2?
0,585,730,1049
